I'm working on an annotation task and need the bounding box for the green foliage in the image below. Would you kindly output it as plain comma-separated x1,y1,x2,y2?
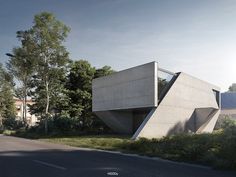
28,116,77,134
28,59,115,133
5,12,115,134
7,30,36,81
0,63,16,129
26,12,70,133
228,83,236,92
214,115,236,130
63,60,114,132
3,117,24,130
53,116,78,132
121,126,236,169
7,30,37,125
65,60,95,130
158,78,169,97
43,135,130,151
216,125,236,169
0,88,16,120
94,65,115,78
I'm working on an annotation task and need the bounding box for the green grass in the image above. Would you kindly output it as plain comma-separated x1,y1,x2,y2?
41,135,130,151
1,129,16,135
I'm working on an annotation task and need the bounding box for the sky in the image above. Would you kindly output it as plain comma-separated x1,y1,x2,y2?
0,0,236,91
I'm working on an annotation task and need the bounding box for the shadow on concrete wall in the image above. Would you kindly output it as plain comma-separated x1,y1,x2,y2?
167,108,218,136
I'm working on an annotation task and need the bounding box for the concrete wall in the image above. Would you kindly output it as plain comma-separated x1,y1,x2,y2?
133,72,220,139
92,62,158,112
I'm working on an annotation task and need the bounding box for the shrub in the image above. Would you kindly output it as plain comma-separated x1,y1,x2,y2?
53,116,78,132
215,124,236,169
121,129,236,169
3,116,24,130
215,115,236,130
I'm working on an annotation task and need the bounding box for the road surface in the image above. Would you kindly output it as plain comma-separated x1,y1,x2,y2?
0,135,235,177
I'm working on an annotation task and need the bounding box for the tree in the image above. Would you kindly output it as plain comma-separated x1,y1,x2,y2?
94,66,115,79
65,61,114,131
7,30,36,125
29,12,70,134
66,60,95,130
228,83,236,92
0,63,15,129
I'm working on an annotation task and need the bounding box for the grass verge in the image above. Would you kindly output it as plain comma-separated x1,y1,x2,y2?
42,135,130,151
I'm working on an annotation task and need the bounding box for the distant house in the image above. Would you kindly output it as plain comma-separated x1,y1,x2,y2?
14,98,38,126
220,92,236,120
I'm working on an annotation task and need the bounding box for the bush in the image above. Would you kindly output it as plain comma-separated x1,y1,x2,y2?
215,124,236,169
53,116,79,132
121,126,236,169
27,114,112,135
3,117,24,130
215,115,236,130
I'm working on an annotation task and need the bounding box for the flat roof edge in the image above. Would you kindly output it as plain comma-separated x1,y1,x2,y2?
92,61,158,82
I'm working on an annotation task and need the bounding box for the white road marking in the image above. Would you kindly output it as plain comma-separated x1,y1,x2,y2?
33,160,67,170
107,171,119,176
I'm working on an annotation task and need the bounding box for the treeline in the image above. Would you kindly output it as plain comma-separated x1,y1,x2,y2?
0,12,114,134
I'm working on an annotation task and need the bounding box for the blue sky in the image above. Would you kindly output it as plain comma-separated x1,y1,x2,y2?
0,0,236,91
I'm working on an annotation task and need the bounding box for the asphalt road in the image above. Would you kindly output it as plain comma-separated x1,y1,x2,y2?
0,135,235,177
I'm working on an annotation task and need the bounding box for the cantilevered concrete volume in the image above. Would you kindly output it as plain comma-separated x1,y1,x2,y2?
92,61,220,139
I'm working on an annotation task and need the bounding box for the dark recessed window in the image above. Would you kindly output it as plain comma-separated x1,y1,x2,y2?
158,70,175,101
213,90,220,106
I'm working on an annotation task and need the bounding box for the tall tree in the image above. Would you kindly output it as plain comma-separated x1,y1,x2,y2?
0,63,15,129
7,30,36,125
29,12,70,133
228,83,236,92
66,60,95,130
65,61,114,131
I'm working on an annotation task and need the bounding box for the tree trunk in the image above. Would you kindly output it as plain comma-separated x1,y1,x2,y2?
45,80,49,134
22,98,25,125
0,116,3,130
23,86,27,126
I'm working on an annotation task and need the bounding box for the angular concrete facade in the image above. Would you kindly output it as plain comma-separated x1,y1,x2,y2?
92,62,220,139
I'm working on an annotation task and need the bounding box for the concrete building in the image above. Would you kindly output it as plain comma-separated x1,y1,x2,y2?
92,62,220,139
220,92,236,120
